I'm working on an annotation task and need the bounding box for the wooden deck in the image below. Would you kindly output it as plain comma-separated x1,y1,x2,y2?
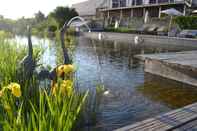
115,103,197,131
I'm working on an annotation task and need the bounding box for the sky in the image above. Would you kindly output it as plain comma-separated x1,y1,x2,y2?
0,0,87,19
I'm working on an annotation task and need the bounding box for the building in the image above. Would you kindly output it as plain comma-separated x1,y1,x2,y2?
100,0,197,27
72,0,107,20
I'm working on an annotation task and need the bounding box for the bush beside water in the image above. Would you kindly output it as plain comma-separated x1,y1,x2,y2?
174,16,197,30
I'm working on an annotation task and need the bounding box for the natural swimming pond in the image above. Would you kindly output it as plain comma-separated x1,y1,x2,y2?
15,36,197,131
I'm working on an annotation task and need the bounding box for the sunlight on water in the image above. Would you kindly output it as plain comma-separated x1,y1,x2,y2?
74,37,197,130
12,36,57,69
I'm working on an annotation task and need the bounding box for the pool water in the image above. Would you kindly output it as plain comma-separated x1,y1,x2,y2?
74,37,197,130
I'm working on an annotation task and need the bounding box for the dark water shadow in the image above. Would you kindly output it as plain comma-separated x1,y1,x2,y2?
138,73,197,109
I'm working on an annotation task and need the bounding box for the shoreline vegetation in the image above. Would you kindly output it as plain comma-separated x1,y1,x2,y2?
0,6,78,38
0,21,104,130
0,31,91,130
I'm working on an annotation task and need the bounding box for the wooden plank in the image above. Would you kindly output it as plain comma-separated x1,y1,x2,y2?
116,110,185,131
144,111,196,131
115,103,197,131
173,119,197,131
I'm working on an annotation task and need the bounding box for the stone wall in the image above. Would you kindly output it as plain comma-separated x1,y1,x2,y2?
83,32,197,48
144,58,197,87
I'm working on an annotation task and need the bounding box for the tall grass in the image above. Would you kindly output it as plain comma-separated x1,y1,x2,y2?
0,34,88,131
0,37,26,85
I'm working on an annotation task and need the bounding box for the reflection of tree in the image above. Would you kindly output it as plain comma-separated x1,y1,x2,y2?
127,43,142,69
84,39,148,70
90,39,104,85
0,17,16,33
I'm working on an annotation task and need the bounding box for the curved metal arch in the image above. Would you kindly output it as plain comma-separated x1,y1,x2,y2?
60,16,91,64
61,16,91,32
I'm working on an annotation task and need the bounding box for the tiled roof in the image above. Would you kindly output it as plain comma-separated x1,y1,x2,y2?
72,0,106,16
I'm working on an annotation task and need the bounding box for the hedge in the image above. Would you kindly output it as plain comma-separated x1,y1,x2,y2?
174,16,197,30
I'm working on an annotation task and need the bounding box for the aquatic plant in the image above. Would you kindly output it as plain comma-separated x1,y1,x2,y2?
0,36,88,131
0,82,88,131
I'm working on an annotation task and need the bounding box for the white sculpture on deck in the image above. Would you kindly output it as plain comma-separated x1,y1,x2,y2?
134,36,144,45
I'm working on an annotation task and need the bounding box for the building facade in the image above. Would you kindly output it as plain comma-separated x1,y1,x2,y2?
72,0,107,20
100,0,196,26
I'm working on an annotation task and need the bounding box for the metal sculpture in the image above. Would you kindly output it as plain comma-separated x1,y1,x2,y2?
60,16,91,64
20,26,36,78
38,16,91,81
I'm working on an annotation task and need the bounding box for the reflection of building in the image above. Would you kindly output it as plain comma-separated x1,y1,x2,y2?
100,0,197,26
72,0,107,20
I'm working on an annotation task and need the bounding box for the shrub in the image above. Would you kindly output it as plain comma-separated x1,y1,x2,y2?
174,16,197,29
104,27,131,33
48,25,57,32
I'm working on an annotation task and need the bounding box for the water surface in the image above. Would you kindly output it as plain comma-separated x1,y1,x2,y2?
74,37,197,130
14,36,197,131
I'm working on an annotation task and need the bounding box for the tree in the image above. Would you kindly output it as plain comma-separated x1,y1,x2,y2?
35,11,45,23
49,6,78,28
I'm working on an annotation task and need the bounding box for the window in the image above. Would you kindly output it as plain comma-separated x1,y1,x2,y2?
132,0,135,5
112,0,126,8
158,0,169,3
149,0,157,4
120,0,126,7
136,0,143,5
112,0,119,8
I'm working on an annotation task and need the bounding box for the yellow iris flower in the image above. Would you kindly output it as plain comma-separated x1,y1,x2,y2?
51,80,73,97
60,80,73,97
57,64,75,77
8,83,21,98
0,83,21,98
65,64,75,74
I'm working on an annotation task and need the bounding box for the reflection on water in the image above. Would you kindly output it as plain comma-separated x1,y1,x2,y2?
13,36,57,69
139,73,197,109
74,37,197,130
